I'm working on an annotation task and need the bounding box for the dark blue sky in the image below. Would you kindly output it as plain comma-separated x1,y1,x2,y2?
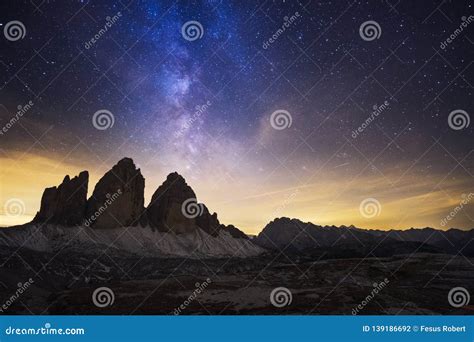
1,0,473,232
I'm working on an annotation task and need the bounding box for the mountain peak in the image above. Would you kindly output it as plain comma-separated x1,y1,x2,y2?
29,157,250,241
116,157,135,166
272,217,293,223
86,158,145,228
114,157,140,173
33,170,89,225
146,171,197,233
164,171,188,184
145,171,244,237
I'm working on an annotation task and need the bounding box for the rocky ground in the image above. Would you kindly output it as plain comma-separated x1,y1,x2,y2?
0,247,472,315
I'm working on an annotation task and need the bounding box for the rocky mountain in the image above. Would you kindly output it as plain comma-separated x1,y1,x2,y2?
86,157,145,229
146,172,199,233
3,158,473,259
33,171,89,226
1,158,262,258
368,227,474,256
255,217,383,251
254,217,474,257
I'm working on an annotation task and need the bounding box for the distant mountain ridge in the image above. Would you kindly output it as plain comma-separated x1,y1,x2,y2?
254,217,474,257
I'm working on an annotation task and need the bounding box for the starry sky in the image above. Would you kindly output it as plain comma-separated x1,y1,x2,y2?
0,0,473,233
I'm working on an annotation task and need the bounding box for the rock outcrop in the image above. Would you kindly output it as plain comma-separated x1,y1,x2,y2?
30,157,251,241
85,158,145,229
255,217,392,251
195,204,222,237
33,171,89,226
146,172,199,233
145,172,248,238
222,224,249,240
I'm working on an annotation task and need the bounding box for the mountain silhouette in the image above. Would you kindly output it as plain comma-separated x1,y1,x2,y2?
254,217,474,257
1,157,262,257
1,157,473,258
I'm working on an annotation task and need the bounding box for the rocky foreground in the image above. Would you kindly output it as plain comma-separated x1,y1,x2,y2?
0,247,472,315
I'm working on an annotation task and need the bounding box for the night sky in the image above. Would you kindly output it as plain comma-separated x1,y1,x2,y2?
0,0,473,233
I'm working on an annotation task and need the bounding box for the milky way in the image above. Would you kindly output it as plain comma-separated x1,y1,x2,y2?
0,0,473,232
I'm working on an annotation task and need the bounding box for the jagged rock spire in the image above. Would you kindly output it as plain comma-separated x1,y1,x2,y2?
33,171,89,226
86,157,145,229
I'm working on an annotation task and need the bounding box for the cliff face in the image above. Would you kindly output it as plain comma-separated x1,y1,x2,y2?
30,157,250,241
86,158,145,229
145,172,244,238
33,171,89,226
146,172,197,233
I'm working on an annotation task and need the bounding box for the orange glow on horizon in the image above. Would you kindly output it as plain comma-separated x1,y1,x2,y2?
1,153,472,234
